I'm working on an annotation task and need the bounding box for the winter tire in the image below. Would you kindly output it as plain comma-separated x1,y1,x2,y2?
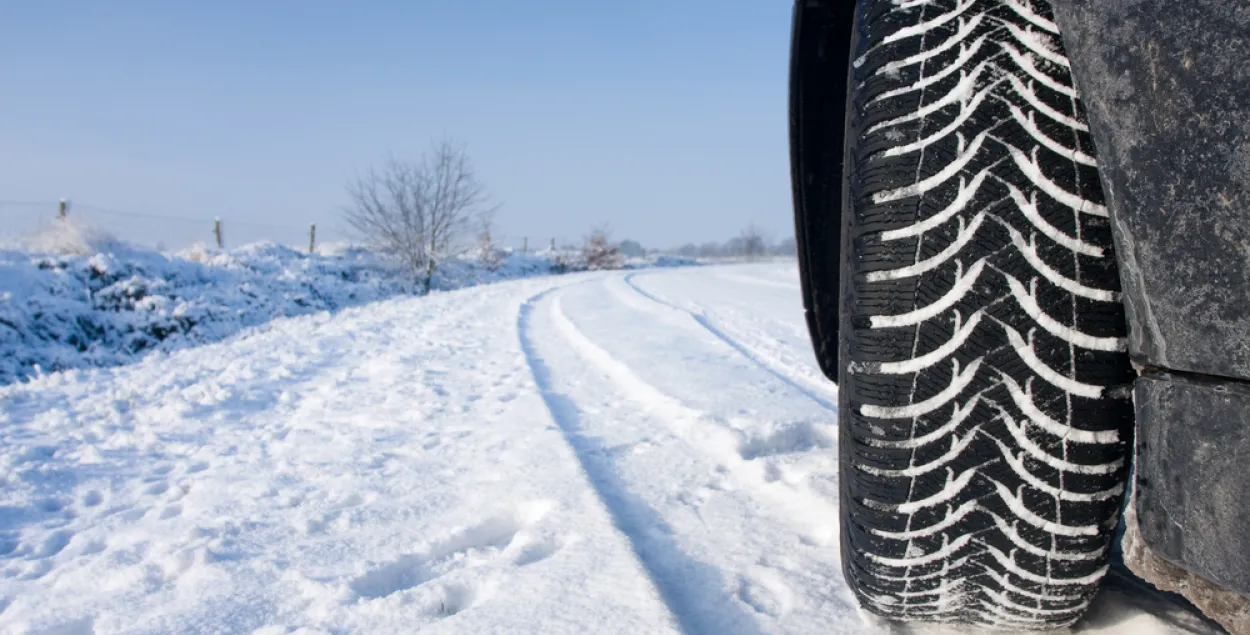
793,0,1136,628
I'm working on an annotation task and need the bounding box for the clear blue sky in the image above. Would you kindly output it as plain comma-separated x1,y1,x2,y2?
0,1,794,249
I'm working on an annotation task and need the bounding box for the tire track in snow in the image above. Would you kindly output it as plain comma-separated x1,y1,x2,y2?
541,284,870,632
516,286,770,635
622,273,838,413
544,286,843,549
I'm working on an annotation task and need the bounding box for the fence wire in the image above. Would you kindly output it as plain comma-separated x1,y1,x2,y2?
0,201,360,252
1,200,583,258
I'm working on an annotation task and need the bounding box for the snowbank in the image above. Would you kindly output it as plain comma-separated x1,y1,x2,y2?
0,241,404,387
0,232,692,387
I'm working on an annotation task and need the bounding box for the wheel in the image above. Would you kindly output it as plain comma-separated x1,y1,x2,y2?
826,0,1136,628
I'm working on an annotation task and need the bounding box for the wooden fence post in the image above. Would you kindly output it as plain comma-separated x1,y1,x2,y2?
309,223,316,254
214,218,223,249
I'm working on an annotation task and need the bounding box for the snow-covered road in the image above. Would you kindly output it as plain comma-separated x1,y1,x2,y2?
0,264,1221,634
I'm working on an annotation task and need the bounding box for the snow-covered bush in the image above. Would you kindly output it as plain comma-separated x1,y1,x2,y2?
0,241,407,386
581,229,623,271
23,217,126,256
0,233,694,386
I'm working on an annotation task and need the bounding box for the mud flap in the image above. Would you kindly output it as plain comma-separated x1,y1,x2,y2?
1052,0,1250,629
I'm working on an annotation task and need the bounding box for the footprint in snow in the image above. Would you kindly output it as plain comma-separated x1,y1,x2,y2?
81,490,104,508
508,530,566,567
738,568,796,619
18,446,57,464
350,501,559,602
36,530,74,559
738,420,834,461
350,554,433,599
299,510,340,535
79,539,107,556
436,578,498,616
119,508,146,523
16,558,53,580
334,492,365,509
425,500,555,564
763,461,789,484
38,498,67,514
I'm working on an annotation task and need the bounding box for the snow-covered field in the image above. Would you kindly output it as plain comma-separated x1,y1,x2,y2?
0,264,1221,634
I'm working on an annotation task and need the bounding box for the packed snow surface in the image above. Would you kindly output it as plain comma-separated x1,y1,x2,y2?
0,264,1220,634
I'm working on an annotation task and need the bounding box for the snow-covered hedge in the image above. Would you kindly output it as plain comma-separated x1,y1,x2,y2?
0,241,411,386
0,227,697,386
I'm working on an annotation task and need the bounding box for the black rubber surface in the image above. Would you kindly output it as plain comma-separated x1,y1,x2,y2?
790,0,856,381
831,0,1136,627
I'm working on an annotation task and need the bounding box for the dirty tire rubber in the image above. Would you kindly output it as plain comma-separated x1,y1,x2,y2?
839,0,1135,628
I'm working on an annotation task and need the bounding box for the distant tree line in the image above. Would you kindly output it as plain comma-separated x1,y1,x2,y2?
614,226,799,261
669,224,797,260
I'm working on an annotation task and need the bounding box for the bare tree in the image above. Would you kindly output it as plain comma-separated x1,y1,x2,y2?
618,239,645,258
477,216,505,270
344,140,493,290
698,242,723,258
773,235,797,257
740,224,766,260
582,226,623,271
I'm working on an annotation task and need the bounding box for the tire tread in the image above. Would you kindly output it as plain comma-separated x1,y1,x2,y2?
839,0,1134,628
